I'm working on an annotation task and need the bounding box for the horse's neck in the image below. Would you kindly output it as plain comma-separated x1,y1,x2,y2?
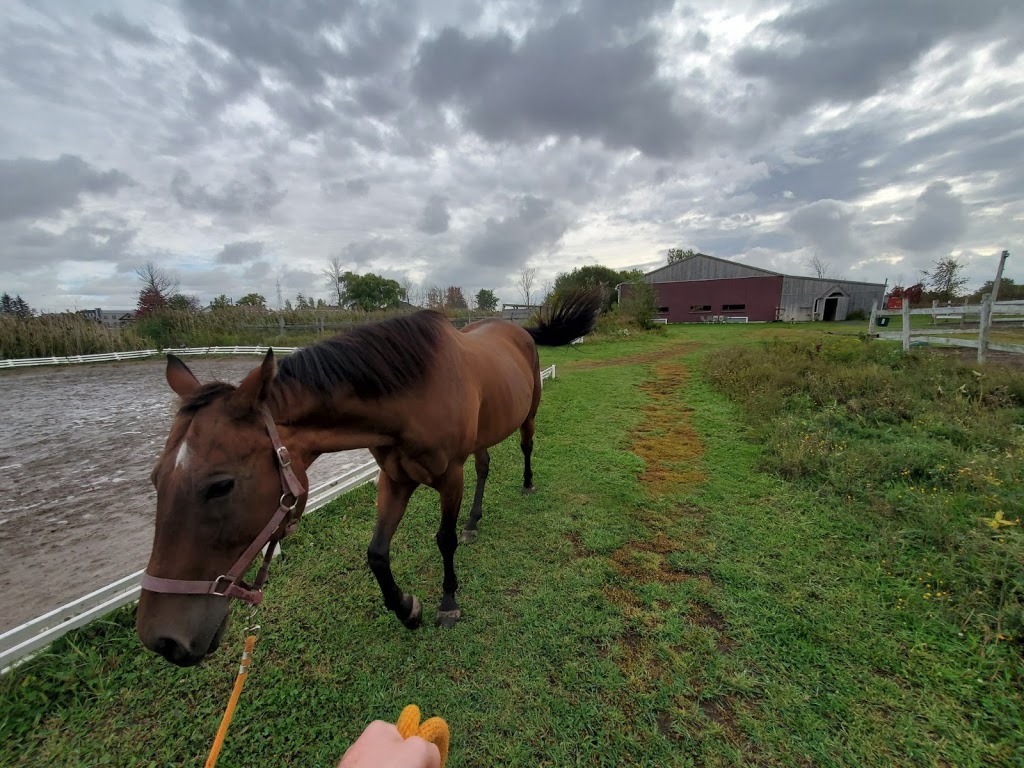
271,385,396,460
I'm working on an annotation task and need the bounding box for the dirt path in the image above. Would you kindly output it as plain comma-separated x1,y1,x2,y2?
0,358,371,633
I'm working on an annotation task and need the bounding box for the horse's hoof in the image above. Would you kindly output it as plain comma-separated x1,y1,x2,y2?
522,486,537,495
435,609,461,629
460,528,478,543
401,595,422,630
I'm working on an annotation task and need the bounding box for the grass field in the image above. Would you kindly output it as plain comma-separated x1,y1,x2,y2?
1,325,1022,767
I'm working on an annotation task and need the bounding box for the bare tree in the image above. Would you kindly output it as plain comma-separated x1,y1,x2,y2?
806,254,832,279
518,266,537,305
924,256,969,301
134,262,179,299
540,279,554,304
399,275,415,304
323,256,345,306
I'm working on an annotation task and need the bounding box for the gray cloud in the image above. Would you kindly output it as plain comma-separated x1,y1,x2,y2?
893,181,966,253
734,0,1021,115
216,241,265,264
412,6,707,158
0,155,134,222
788,199,860,259
92,11,158,45
0,217,138,272
171,168,285,218
418,195,450,234
462,196,571,272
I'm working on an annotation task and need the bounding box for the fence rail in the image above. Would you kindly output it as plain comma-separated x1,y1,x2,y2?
0,364,558,672
868,293,1024,363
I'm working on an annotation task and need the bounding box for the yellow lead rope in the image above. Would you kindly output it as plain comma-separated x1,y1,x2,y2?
204,633,258,768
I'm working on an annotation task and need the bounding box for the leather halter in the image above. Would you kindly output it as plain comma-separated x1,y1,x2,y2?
140,406,307,606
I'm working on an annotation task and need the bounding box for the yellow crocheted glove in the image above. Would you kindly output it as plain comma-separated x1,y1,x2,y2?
396,705,450,768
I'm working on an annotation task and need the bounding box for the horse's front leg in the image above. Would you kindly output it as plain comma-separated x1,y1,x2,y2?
366,471,422,630
434,462,465,629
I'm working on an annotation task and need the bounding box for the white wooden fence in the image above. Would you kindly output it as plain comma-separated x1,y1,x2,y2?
0,345,306,369
0,362,558,672
868,299,1024,362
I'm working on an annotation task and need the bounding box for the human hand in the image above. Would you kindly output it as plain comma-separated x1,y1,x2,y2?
337,720,441,768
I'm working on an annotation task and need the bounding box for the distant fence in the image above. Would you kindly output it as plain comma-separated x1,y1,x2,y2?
0,346,303,369
868,298,1024,362
0,362,558,672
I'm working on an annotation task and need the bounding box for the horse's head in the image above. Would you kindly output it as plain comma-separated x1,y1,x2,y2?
136,351,308,666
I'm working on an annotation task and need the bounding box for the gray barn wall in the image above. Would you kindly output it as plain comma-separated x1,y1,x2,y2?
779,277,885,321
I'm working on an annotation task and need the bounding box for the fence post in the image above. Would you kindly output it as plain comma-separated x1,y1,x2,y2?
867,306,877,339
978,292,991,364
901,299,911,352
931,299,938,325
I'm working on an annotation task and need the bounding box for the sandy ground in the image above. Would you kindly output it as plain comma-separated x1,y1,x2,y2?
0,357,371,633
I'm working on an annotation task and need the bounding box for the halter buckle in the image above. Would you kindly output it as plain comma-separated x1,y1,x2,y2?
276,446,291,468
211,574,234,597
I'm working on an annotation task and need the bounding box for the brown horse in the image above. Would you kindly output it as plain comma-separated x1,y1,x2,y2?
135,287,602,666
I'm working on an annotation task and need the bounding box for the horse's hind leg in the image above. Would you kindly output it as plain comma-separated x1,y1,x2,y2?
521,414,536,494
367,472,422,630
435,463,465,629
461,449,490,543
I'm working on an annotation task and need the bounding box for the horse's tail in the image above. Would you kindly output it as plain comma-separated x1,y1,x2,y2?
523,286,604,347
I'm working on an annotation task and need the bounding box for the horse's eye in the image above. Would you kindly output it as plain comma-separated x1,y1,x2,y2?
205,479,235,500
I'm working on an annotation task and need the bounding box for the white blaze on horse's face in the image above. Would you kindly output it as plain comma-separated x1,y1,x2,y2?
174,440,190,470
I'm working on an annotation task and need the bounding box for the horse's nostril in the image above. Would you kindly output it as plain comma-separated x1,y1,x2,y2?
154,636,185,661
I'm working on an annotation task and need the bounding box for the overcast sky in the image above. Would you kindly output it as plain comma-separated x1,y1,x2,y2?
2,0,1022,312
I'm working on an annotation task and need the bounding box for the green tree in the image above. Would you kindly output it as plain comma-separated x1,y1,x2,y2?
971,277,1024,302
924,256,969,302
0,292,14,314
667,248,696,264
168,294,201,311
621,279,659,329
474,289,498,312
340,272,403,311
209,294,233,309
11,294,34,319
553,265,635,312
236,293,267,308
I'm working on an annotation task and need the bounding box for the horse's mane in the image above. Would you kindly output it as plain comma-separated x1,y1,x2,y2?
275,310,450,399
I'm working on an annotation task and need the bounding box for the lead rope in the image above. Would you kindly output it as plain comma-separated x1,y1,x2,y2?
204,607,260,768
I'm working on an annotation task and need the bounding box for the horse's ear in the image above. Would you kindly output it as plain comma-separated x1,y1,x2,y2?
232,348,275,412
166,354,200,398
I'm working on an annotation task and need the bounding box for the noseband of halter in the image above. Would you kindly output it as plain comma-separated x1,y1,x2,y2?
140,405,307,606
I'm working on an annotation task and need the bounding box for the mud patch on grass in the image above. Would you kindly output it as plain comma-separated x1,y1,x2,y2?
631,362,705,495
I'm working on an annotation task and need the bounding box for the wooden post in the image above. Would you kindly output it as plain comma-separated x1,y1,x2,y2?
977,292,991,364
932,299,938,325
902,298,911,352
991,249,1009,304
867,305,877,339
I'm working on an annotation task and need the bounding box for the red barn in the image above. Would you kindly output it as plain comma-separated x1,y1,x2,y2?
618,253,886,323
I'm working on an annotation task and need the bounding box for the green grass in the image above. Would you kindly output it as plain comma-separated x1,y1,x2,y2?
2,325,1022,766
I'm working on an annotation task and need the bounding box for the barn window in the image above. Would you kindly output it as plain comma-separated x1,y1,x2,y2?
722,303,746,311
657,306,670,313
690,305,712,312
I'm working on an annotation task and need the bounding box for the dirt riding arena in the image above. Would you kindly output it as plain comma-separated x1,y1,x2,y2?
0,357,371,633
